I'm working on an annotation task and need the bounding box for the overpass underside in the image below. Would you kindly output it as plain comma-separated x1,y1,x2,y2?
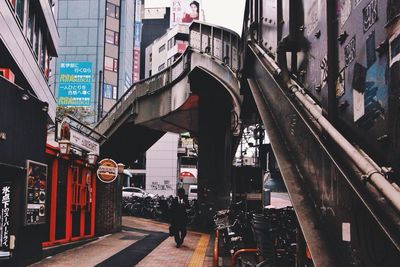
96,22,242,218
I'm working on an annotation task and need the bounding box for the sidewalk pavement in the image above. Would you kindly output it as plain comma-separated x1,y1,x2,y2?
30,217,213,267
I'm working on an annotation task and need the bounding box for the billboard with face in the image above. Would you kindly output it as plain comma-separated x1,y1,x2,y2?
170,0,202,28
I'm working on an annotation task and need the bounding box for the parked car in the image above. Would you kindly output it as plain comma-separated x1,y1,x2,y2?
122,187,155,198
188,185,197,201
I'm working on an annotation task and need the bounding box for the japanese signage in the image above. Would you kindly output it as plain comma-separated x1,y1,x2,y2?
170,0,202,28
57,121,100,155
0,183,11,257
97,159,118,183
25,160,47,225
70,129,100,155
58,62,92,106
133,0,142,82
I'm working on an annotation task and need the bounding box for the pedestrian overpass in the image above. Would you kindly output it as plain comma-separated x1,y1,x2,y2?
94,14,400,265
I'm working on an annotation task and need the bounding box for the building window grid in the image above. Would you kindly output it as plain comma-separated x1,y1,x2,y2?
106,2,120,19
106,29,119,45
104,56,118,72
103,83,117,100
7,0,50,79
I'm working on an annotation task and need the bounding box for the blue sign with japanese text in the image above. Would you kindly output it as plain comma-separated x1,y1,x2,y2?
58,62,92,106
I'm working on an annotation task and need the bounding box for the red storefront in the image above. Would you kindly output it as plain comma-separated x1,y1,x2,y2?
42,144,97,247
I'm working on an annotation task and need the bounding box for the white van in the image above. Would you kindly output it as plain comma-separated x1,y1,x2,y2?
188,185,198,201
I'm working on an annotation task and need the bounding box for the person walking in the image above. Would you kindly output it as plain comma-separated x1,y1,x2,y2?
170,196,188,248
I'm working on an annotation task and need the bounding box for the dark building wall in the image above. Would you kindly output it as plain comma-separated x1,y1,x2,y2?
139,8,170,79
0,77,48,267
95,176,123,235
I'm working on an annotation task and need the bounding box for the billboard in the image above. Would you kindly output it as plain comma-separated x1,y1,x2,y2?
58,62,92,106
133,0,142,82
170,0,202,28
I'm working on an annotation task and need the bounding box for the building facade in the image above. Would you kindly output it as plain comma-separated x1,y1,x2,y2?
0,0,59,265
145,133,179,196
0,0,59,120
51,0,137,121
144,24,189,78
140,5,170,79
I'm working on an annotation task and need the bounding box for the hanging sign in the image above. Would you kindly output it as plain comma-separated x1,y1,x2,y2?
25,160,48,225
97,159,118,183
0,182,11,257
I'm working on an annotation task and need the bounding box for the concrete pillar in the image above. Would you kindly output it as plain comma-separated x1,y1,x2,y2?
197,84,232,227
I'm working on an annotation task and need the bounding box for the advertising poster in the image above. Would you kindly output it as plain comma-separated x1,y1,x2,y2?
25,160,47,225
133,0,142,82
0,183,11,257
170,0,202,28
58,62,92,106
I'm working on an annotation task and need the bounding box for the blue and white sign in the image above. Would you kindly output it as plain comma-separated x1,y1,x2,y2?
58,62,92,106
134,23,142,48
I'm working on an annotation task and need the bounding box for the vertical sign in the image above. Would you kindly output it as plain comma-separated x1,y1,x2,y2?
58,62,92,106
170,0,202,28
0,183,11,257
133,0,142,82
25,160,48,225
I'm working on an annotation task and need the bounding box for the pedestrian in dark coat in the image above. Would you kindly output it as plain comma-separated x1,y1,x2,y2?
170,197,188,248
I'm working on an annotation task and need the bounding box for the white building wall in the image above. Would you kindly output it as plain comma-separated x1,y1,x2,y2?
145,132,179,196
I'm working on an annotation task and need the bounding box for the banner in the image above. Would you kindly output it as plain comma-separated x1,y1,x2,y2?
0,183,11,257
133,0,142,82
170,0,202,28
58,62,92,106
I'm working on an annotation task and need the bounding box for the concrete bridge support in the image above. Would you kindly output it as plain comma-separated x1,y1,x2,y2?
197,82,233,227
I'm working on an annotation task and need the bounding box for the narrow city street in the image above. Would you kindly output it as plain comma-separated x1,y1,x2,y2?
2,0,400,265
30,217,213,267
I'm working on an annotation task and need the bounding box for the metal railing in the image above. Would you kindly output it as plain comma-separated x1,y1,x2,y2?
95,21,241,136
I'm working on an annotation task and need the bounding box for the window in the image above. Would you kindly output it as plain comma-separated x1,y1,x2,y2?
158,63,165,71
167,37,175,50
34,20,40,56
167,39,172,50
106,30,119,45
123,188,133,193
15,0,25,24
149,53,152,63
27,1,35,45
106,3,119,19
148,70,152,77
113,58,118,72
103,84,117,99
40,37,46,70
159,44,165,53
104,56,118,72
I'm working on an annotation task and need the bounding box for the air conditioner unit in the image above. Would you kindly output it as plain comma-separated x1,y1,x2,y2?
0,68,15,83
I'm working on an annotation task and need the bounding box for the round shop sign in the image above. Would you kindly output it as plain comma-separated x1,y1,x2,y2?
97,158,118,183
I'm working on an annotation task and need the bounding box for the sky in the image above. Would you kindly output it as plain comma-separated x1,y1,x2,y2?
144,0,246,35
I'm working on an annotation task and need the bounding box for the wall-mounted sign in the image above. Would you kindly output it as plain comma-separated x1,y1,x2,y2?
58,62,92,106
25,160,47,225
70,129,100,155
57,121,100,155
97,159,118,183
0,182,11,257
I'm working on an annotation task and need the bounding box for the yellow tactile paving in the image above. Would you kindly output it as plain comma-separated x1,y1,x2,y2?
188,234,210,267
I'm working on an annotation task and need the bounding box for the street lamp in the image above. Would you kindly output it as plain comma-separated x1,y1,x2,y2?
117,163,125,174
58,139,71,155
87,152,98,165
